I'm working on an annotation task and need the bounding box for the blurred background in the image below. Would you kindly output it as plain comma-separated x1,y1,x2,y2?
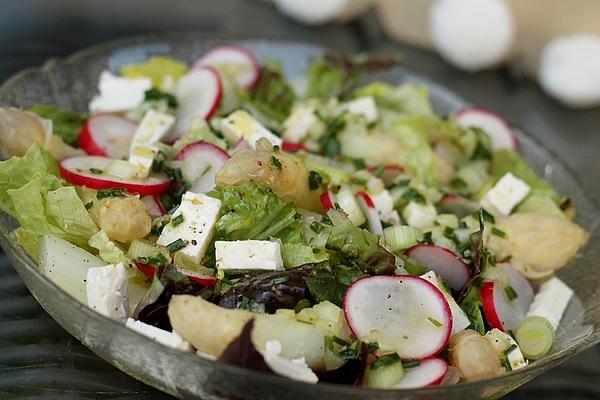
0,0,598,398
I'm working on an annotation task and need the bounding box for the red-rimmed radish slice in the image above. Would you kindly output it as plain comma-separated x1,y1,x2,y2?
282,141,309,153
405,244,470,292
60,156,171,196
481,263,534,332
394,357,448,388
170,66,223,141
134,262,217,287
455,107,518,150
320,189,335,211
141,195,166,217
194,45,260,89
78,114,137,159
368,165,404,186
174,141,230,193
343,275,452,359
437,193,479,218
356,191,383,235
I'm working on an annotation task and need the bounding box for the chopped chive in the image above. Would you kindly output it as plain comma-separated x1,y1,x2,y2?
310,221,324,233
367,342,379,354
505,286,518,301
504,344,518,356
84,201,93,210
402,188,427,204
481,208,496,224
402,359,420,369
391,178,411,189
273,144,280,151
332,336,350,347
135,253,168,266
294,299,311,313
427,316,443,328
351,177,368,186
371,353,401,370
96,187,127,199
171,214,184,227
501,355,513,371
422,231,433,244
308,170,323,190
338,341,362,360
491,227,506,238
270,156,282,171
373,165,385,178
89,167,103,174
166,238,188,253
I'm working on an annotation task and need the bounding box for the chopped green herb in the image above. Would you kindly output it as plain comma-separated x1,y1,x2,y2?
151,219,169,236
136,253,168,266
310,221,325,233
491,227,506,238
390,178,411,189
144,88,177,108
166,238,188,253
504,344,518,356
294,299,311,313
481,208,496,224
84,201,93,210
449,177,468,191
367,342,379,354
89,167,103,174
443,226,457,242
332,336,350,347
272,276,290,285
165,167,185,182
373,165,385,178
96,187,127,199
402,188,427,204
402,359,420,369
351,177,368,186
501,355,513,372
171,214,184,227
338,340,363,360
270,156,282,171
422,231,433,244
308,170,323,190
505,285,518,301
371,353,400,370
273,144,280,151
427,316,443,328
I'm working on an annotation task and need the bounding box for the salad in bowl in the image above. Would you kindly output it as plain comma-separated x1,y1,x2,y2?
0,43,589,389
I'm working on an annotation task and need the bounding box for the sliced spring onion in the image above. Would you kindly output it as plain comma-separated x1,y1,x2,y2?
384,225,423,252
515,316,555,360
363,358,405,388
127,239,170,263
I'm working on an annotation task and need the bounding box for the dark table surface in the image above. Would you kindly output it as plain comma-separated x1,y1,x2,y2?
0,1,599,398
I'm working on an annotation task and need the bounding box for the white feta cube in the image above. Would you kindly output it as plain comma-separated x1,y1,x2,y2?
340,96,378,123
485,328,528,371
282,104,318,143
86,263,129,322
526,277,573,330
259,340,318,384
128,110,175,178
89,71,152,113
482,172,531,216
125,318,192,351
221,110,282,148
156,192,221,265
402,202,437,229
370,190,400,225
420,271,471,335
215,240,284,272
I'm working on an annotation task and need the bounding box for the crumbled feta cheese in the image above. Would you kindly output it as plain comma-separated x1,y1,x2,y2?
128,110,175,178
156,192,221,265
125,318,192,351
215,240,284,272
340,96,378,123
526,277,573,330
420,271,470,335
482,172,530,216
402,202,437,229
282,104,318,143
485,328,528,370
221,110,282,148
86,263,129,322
259,340,318,383
370,190,400,225
89,71,152,113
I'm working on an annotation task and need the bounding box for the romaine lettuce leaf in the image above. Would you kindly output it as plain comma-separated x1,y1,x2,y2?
244,65,296,124
281,243,328,269
28,104,87,146
353,82,433,117
88,230,129,266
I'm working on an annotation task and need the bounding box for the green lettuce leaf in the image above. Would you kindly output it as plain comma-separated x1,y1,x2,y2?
244,65,296,124
353,82,433,117
173,118,227,152
305,264,366,306
88,230,129,266
28,104,87,146
281,243,328,269
208,182,302,242
305,58,357,100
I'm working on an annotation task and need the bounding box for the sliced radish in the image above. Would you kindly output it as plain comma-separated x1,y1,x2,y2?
481,263,534,332
405,244,470,292
320,189,335,211
134,262,217,286
437,193,479,218
141,195,166,217
173,141,230,193
169,67,222,141
394,357,448,389
194,45,260,89
455,107,518,151
231,137,252,154
282,141,309,153
343,275,452,359
356,191,383,235
60,156,171,196
368,165,404,186
78,114,138,159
